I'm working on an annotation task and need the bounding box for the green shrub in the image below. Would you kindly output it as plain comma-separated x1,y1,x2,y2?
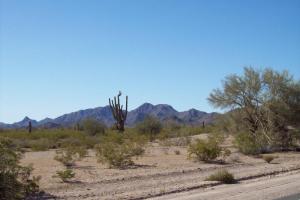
205,169,235,184
81,118,106,136
234,132,267,155
136,116,162,141
188,139,221,161
0,137,40,199
54,144,87,167
95,132,146,168
54,169,75,182
163,121,182,131
30,138,54,151
188,134,230,162
262,155,276,163
0,129,99,150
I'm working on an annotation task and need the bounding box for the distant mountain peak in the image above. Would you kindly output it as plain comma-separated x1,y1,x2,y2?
20,116,35,123
0,103,218,129
140,102,154,107
134,103,154,113
23,116,31,121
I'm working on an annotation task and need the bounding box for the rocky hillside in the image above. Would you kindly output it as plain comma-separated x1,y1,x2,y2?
0,103,218,129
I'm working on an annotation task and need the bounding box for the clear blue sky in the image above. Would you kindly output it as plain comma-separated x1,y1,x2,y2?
0,0,299,123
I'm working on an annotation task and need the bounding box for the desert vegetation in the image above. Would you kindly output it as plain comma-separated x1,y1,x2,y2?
0,67,299,199
205,169,236,184
188,133,231,162
53,169,76,183
95,131,146,168
209,67,300,155
0,138,40,199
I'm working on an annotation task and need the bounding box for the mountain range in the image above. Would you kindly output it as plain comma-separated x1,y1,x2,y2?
0,103,218,129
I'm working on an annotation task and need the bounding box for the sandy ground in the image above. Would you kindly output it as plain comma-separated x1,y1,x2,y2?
20,135,300,200
151,170,300,200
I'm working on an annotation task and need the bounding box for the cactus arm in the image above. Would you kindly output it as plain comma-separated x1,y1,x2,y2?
109,98,117,119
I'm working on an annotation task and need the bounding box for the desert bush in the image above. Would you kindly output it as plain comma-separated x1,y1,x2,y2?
222,148,232,160
54,144,87,167
174,150,181,155
30,138,54,151
159,125,212,142
53,169,75,182
262,155,276,163
136,116,162,141
183,125,216,136
234,132,268,155
0,137,40,199
0,129,99,150
188,133,230,162
163,121,182,131
188,138,221,161
95,132,146,168
205,169,235,184
81,118,106,136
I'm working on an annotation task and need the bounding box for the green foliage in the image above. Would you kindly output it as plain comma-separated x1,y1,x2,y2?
234,132,267,155
0,129,99,150
54,144,87,167
158,125,214,143
95,132,146,168
213,111,245,135
205,170,235,184
30,138,53,151
262,155,276,163
81,118,106,136
188,139,220,161
158,124,215,147
208,67,300,152
54,169,75,182
136,116,163,141
188,133,230,162
0,137,40,199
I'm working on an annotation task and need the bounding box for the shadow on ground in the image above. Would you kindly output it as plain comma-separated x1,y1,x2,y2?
27,191,57,200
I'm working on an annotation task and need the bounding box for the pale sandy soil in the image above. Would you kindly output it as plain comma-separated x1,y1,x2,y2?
151,170,300,200
20,135,300,200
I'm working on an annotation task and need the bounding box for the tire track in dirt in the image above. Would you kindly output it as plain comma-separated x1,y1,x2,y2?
49,161,300,200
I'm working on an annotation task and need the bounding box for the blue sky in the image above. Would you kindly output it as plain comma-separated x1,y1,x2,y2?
0,0,299,123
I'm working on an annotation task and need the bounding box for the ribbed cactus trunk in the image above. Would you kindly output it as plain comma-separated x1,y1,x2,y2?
109,91,128,132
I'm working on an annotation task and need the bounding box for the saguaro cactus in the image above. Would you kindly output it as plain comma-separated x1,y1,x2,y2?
28,121,32,133
109,91,128,132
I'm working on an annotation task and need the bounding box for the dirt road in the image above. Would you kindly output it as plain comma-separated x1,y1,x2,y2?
150,170,300,200
22,149,300,200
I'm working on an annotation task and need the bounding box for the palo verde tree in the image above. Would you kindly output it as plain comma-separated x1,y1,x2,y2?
109,91,128,132
208,67,300,151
